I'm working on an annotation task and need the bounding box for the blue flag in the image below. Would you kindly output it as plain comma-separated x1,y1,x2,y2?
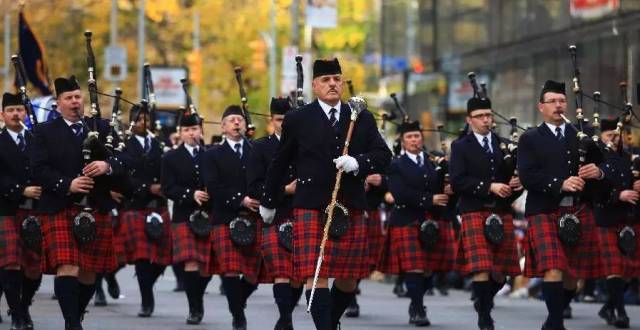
18,10,52,96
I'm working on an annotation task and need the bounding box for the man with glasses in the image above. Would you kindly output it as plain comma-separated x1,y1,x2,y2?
518,80,604,330
450,94,522,330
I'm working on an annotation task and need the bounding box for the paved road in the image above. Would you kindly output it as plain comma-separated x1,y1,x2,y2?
8,267,639,329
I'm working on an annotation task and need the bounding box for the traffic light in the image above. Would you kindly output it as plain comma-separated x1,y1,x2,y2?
248,39,267,72
187,49,202,84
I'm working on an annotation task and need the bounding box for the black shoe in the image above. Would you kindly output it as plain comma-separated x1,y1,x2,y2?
22,309,34,330
540,321,566,330
9,310,23,330
345,300,360,318
473,299,494,314
219,282,226,296
436,286,449,296
105,274,120,299
232,312,247,330
562,306,572,319
186,311,203,325
613,314,630,329
478,313,494,330
138,304,154,318
598,305,615,325
94,288,107,306
425,288,434,296
274,317,293,330
173,281,185,292
393,282,407,298
65,324,83,330
408,304,431,327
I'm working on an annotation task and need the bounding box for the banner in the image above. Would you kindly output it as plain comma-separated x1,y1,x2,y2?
17,10,51,96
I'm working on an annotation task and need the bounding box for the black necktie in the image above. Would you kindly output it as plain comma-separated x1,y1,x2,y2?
234,143,242,159
555,127,563,140
192,147,200,159
416,154,422,167
482,136,492,154
71,123,83,141
17,133,25,152
143,137,150,153
329,108,337,127
71,123,82,135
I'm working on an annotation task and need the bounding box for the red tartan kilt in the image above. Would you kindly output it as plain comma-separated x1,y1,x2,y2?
379,217,455,274
524,206,604,279
0,215,23,269
117,209,172,265
293,208,369,280
111,212,126,265
367,210,385,268
455,211,521,276
261,219,295,281
597,224,640,278
41,208,117,274
172,222,211,267
209,218,262,279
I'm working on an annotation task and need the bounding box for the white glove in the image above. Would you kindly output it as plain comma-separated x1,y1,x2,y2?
333,155,359,174
259,205,276,224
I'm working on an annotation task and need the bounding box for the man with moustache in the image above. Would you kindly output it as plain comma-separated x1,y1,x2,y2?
31,76,124,330
259,58,391,330
0,92,43,330
247,97,303,330
117,104,172,317
518,80,604,330
450,94,522,330
160,110,211,325
203,105,260,330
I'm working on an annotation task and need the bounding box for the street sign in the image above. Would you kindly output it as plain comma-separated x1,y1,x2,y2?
104,45,127,82
149,66,188,110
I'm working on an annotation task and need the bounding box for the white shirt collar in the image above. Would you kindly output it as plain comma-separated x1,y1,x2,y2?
318,99,342,120
545,122,566,137
134,134,151,149
6,127,26,145
184,143,200,157
405,150,424,165
473,132,493,152
63,118,82,127
274,133,281,141
226,138,243,151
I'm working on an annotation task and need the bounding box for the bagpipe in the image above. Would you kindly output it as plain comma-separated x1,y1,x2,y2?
10,54,42,250
234,66,256,139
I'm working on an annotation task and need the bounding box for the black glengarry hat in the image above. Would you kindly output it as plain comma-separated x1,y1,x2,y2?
54,75,81,97
313,58,342,79
2,92,22,109
397,120,422,135
270,97,291,115
540,80,566,101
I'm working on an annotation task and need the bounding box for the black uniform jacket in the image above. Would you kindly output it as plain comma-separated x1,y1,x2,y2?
31,117,125,214
261,100,392,211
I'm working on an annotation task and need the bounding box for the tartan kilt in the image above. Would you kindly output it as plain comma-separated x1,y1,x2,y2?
293,208,369,280
455,211,521,276
379,217,455,274
111,212,126,266
367,210,385,268
118,209,172,265
0,215,23,269
261,219,294,281
210,218,262,280
524,205,604,279
41,208,117,274
597,224,640,278
172,222,211,267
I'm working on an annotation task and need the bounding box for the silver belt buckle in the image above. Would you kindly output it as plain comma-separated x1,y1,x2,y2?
19,198,34,210
559,196,574,207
